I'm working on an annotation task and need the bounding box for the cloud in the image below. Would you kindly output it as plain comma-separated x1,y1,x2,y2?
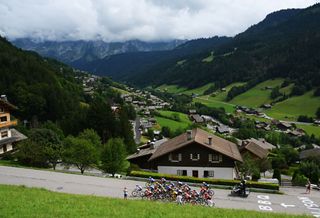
0,0,318,42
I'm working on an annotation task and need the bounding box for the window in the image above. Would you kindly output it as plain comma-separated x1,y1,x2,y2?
204,170,214,178
190,153,200,161
0,116,7,123
169,153,182,162
1,131,8,138
0,107,3,113
177,170,187,176
209,153,222,163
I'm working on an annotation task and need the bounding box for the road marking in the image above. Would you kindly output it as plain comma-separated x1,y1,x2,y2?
298,196,320,217
257,195,273,211
280,203,295,208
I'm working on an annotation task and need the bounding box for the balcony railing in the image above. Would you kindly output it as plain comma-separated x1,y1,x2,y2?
0,120,17,128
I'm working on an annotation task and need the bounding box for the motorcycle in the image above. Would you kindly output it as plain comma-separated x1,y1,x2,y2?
230,184,250,197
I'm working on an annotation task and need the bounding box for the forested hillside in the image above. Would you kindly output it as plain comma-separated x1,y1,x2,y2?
0,37,135,152
0,36,82,124
129,4,320,88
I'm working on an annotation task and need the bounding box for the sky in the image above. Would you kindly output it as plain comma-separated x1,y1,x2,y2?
0,0,318,42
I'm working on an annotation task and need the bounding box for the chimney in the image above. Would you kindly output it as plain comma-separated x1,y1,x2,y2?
150,142,155,149
187,130,192,140
136,148,140,154
208,136,212,145
0,95,7,101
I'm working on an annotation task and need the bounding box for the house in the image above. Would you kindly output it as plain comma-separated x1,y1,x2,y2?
299,148,320,160
0,95,27,156
215,125,230,134
128,128,243,179
276,122,292,131
188,109,197,115
288,129,305,137
126,138,168,169
190,114,205,124
240,138,275,160
262,104,272,109
111,105,120,113
248,138,276,150
201,115,214,123
148,118,157,125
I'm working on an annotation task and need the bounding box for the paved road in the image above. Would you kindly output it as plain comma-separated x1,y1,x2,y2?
134,116,141,144
1,166,320,216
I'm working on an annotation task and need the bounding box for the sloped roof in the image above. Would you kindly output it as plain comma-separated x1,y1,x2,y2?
0,99,17,110
0,128,27,148
244,142,269,159
149,128,243,162
126,138,168,160
250,138,276,150
300,148,320,159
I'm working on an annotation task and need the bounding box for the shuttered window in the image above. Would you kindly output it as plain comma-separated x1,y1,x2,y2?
190,153,200,161
169,153,182,162
209,153,222,163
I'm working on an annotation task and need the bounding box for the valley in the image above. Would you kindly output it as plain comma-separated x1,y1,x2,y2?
1,2,320,218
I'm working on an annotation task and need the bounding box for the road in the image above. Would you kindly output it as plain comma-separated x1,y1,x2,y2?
133,116,141,144
1,166,320,216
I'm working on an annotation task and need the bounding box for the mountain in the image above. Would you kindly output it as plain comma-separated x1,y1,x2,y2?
77,36,231,80
12,39,185,69
126,4,320,88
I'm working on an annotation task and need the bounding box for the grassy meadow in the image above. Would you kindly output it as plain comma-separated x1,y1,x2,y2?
192,82,245,113
296,124,320,138
266,91,320,121
156,84,187,94
156,79,319,124
155,110,192,132
111,86,130,94
0,185,309,218
229,79,284,108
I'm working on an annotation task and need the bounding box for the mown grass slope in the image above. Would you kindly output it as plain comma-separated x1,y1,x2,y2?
193,82,245,113
0,185,308,218
156,84,187,94
296,124,320,138
155,110,192,132
230,79,284,108
266,91,320,121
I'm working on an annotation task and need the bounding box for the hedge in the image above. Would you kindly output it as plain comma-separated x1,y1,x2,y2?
129,171,279,190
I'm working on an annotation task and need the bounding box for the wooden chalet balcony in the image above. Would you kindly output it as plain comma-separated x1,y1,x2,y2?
0,120,17,128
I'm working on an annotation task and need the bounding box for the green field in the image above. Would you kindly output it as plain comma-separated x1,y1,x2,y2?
230,79,284,108
266,91,320,121
193,97,236,113
181,83,214,96
0,185,308,218
156,84,187,94
156,79,319,122
296,124,320,138
111,86,130,94
156,83,215,96
192,82,245,113
202,51,214,62
155,110,192,131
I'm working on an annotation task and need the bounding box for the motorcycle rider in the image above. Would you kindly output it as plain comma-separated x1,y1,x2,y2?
239,179,247,196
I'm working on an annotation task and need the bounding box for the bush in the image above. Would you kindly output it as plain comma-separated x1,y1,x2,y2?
297,115,314,123
129,171,279,190
292,172,308,186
